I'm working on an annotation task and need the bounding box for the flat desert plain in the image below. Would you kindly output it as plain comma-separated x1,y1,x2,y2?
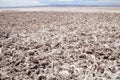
0,7,120,80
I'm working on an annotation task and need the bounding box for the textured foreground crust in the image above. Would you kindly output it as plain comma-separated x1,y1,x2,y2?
0,10,120,80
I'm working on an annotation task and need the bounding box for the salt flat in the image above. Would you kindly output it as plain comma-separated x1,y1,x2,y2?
0,7,120,80
0,7,120,13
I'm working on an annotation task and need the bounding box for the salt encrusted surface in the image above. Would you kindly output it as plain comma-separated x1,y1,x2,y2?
0,11,120,80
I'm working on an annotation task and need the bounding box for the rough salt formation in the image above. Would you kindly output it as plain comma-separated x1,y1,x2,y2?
0,11,120,80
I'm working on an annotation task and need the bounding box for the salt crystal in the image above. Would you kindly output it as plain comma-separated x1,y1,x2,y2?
0,48,2,54
59,70,70,78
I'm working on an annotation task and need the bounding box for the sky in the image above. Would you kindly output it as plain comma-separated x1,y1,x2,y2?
0,0,120,7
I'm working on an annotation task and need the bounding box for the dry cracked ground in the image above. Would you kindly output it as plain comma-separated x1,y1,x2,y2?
0,11,120,80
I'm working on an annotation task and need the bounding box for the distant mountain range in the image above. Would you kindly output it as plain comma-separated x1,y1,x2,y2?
0,4,120,8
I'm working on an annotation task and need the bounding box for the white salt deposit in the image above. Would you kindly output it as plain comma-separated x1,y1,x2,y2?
59,70,70,78
0,7,120,13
